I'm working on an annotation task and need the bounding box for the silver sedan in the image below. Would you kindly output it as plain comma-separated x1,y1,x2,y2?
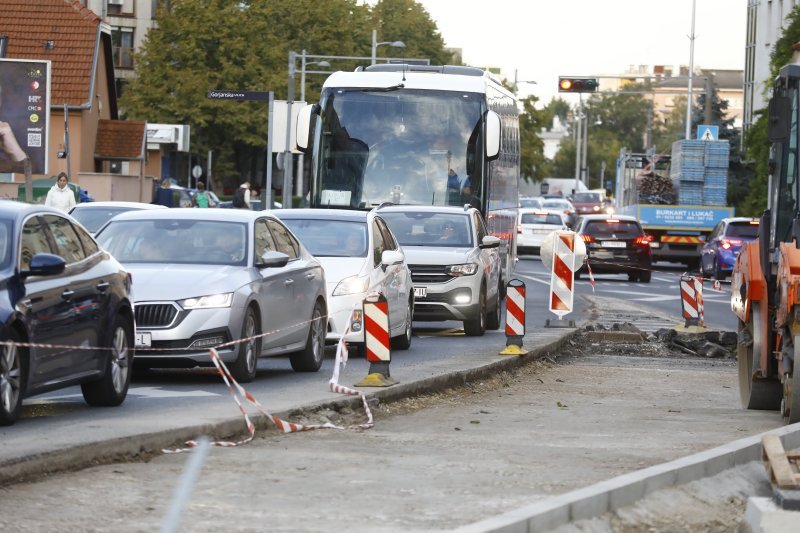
95,209,327,382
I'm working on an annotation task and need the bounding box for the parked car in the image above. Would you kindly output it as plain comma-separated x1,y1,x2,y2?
516,209,568,255
701,217,760,280
95,209,327,382
570,191,607,216
69,201,168,235
378,205,503,336
275,208,414,352
519,196,544,209
0,202,135,425
574,214,653,283
541,198,577,228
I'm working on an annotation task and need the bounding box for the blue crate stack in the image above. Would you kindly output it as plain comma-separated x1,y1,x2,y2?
671,139,729,206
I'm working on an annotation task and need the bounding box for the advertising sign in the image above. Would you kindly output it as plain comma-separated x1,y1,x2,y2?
0,58,51,175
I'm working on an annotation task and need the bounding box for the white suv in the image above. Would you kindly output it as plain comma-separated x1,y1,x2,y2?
379,205,503,336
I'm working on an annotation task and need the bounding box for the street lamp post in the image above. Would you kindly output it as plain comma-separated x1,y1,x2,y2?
371,29,405,65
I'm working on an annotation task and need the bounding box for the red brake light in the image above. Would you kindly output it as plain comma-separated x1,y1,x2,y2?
634,235,652,246
581,234,595,243
517,225,522,234
606,219,620,224
720,238,742,250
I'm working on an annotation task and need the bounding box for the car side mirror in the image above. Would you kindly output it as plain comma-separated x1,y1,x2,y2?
21,253,66,278
257,250,290,269
380,249,404,270
480,235,502,249
768,96,791,142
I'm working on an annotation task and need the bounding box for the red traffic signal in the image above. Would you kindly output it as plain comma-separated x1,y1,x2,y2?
558,77,599,93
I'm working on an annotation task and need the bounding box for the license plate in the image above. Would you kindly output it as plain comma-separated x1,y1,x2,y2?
135,332,152,348
414,286,427,298
601,241,626,248
649,242,661,249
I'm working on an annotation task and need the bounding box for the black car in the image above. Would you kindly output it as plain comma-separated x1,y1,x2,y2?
574,214,652,283
0,201,135,425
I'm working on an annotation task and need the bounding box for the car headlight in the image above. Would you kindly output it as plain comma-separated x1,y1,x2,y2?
446,263,479,276
179,293,233,309
333,275,370,296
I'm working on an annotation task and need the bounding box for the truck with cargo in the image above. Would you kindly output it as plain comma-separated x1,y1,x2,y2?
615,141,734,269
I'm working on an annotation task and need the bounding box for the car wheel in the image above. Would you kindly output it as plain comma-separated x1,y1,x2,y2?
230,306,260,383
0,329,26,426
392,296,413,350
486,282,502,330
714,261,727,281
464,286,487,337
82,313,133,407
627,272,638,281
639,269,652,283
291,300,326,372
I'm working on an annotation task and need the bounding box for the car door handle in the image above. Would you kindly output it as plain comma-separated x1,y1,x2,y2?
284,279,294,286
96,281,110,292
305,273,315,280
61,289,75,300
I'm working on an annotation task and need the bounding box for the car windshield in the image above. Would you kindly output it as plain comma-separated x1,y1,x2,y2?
543,200,570,209
71,206,135,233
381,212,473,247
583,220,641,238
520,213,563,225
96,219,248,266
520,198,543,208
571,193,603,203
0,220,11,270
281,219,368,257
726,222,759,238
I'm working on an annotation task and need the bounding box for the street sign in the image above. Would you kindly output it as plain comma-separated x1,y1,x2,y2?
697,125,719,141
206,90,271,101
192,165,202,179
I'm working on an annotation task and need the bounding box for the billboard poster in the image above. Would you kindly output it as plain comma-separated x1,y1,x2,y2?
0,58,51,175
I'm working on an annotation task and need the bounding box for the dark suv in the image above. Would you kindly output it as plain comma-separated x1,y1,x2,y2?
574,214,652,283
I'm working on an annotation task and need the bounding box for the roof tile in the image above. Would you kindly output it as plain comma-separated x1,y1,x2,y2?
95,119,146,159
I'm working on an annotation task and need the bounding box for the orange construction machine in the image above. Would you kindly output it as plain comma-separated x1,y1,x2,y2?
732,63,800,423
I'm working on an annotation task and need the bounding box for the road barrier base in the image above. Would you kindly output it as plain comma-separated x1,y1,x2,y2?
355,372,398,387
545,318,576,328
499,344,528,356
672,324,708,334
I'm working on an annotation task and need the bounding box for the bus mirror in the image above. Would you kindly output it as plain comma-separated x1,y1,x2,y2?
485,110,501,160
295,104,316,153
768,96,790,142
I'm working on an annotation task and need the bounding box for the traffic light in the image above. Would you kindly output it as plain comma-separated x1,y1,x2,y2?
558,77,599,93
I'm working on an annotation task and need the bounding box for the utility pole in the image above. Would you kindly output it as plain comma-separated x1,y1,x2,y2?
684,0,697,140
283,51,296,208
581,110,589,187
574,96,583,195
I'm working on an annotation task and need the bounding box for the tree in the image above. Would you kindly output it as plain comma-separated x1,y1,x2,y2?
121,0,449,192
740,5,800,216
518,95,551,183
690,74,740,158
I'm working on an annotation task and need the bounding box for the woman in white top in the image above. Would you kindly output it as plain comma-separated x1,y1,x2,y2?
45,172,77,212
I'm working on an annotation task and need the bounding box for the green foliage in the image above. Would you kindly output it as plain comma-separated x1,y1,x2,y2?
121,0,448,190
691,76,740,159
653,95,687,153
519,95,551,183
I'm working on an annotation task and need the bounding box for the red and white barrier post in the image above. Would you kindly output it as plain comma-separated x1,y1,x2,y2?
542,230,585,328
679,274,705,328
499,279,527,355
355,294,398,387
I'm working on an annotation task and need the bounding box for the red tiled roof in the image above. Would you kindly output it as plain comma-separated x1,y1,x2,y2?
0,0,102,106
95,119,146,159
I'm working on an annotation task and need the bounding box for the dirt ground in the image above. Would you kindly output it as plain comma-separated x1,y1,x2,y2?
0,327,785,532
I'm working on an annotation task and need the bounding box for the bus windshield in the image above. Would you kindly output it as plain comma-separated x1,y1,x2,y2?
312,88,484,210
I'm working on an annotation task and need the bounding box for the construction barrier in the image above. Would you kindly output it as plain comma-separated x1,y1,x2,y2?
541,230,585,328
680,274,705,327
355,294,397,387
499,279,527,355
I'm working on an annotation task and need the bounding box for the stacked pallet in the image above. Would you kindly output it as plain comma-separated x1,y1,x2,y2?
670,139,730,206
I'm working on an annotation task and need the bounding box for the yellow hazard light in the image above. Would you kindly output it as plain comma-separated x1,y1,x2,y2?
559,79,573,91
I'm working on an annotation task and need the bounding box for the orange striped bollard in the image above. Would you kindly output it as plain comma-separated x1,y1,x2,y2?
679,274,705,328
355,294,398,387
499,279,528,355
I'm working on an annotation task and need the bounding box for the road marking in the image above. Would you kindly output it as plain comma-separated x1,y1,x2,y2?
29,386,221,403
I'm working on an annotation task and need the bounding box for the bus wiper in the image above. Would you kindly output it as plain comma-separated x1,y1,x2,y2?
361,83,405,93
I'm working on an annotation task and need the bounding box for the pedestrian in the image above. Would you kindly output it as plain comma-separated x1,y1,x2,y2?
44,172,76,212
154,178,174,208
192,180,214,208
232,181,251,209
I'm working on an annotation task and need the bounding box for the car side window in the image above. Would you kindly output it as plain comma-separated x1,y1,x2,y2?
42,214,86,265
372,220,386,266
72,221,99,256
266,219,299,259
254,219,278,258
20,216,52,270
709,222,722,240
473,212,487,242
376,218,397,251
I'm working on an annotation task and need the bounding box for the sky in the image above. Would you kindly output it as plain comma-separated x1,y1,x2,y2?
414,0,747,104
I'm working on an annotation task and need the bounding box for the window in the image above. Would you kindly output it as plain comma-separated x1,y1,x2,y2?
254,219,278,259
73,221,100,256
267,219,299,259
372,220,386,266
20,217,52,270
111,27,134,69
376,218,397,251
43,215,86,264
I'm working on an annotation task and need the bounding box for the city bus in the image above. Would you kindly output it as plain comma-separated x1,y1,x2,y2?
295,64,520,287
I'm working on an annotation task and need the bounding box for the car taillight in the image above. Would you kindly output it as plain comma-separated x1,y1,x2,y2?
581,234,595,243
517,225,522,234
720,238,743,250
634,235,652,246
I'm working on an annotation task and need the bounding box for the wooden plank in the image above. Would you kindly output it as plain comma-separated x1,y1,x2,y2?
786,450,800,461
762,435,798,489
